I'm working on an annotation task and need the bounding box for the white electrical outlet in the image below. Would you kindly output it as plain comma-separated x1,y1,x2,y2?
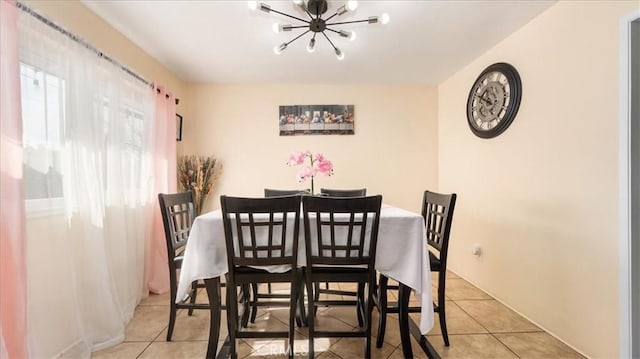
472,244,482,256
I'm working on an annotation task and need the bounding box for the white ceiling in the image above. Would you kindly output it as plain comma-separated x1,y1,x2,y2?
81,0,555,85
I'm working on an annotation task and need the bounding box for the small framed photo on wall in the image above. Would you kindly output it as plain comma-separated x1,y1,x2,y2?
176,114,183,141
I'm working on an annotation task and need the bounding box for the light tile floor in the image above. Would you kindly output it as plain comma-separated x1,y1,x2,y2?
93,272,584,358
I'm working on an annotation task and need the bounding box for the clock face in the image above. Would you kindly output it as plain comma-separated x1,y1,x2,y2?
466,63,522,138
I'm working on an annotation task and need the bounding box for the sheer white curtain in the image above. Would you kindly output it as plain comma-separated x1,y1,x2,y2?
1,1,28,357
18,10,155,357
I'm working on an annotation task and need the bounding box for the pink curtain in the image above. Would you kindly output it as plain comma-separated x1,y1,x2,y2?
0,0,29,357
146,86,177,294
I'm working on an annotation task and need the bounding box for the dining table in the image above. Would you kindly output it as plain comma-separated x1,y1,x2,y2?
177,203,439,359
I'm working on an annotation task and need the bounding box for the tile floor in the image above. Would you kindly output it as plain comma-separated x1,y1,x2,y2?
93,272,585,358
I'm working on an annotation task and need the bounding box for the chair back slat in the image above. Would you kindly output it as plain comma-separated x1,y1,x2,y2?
303,195,382,268
221,195,301,270
422,191,457,262
319,188,367,198
264,188,310,197
158,191,196,253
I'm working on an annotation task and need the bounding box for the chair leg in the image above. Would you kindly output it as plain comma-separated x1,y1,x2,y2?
227,280,239,359
288,276,299,359
376,275,388,348
220,281,227,310
188,281,198,316
250,283,259,323
241,284,250,328
438,285,449,346
296,272,307,327
167,301,177,341
364,282,373,359
313,282,320,316
356,282,365,327
307,279,315,359
205,277,222,359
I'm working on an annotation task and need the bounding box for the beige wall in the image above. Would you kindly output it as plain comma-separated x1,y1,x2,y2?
185,84,439,213
438,1,638,358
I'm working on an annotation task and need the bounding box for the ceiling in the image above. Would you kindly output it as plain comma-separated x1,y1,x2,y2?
81,0,555,85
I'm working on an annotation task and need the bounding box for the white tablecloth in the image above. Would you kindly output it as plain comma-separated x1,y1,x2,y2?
177,205,434,334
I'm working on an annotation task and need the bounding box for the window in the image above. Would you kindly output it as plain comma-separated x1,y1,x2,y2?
20,61,152,215
20,62,65,214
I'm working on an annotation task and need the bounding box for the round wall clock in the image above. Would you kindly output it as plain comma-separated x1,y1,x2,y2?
466,62,522,138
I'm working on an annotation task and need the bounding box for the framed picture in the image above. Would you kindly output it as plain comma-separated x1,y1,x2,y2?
176,114,183,141
279,104,355,136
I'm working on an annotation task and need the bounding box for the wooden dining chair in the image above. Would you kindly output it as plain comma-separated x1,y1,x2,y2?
221,195,303,359
374,190,457,347
158,191,210,341
242,189,311,325
302,195,382,358
315,188,368,324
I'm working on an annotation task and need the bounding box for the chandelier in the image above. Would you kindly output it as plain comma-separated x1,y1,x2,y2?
248,0,389,60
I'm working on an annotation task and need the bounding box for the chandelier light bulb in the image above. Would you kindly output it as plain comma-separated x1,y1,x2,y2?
335,48,344,61
381,13,390,25
338,30,356,41
273,23,293,33
274,43,287,55
258,3,271,12
346,1,358,11
339,30,356,41
247,1,257,10
293,0,305,10
307,38,316,53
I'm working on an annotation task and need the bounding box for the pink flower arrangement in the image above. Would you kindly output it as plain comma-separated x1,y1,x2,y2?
286,150,333,194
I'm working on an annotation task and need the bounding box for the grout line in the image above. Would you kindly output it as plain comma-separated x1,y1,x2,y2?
384,342,402,359
490,332,522,358
325,346,347,359
445,299,492,333
448,295,524,359
136,341,154,359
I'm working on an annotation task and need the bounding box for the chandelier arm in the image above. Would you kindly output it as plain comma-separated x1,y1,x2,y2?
285,29,312,46
321,31,338,50
268,8,310,24
325,28,342,35
301,6,315,20
324,12,339,22
326,19,372,26
288,25,310,29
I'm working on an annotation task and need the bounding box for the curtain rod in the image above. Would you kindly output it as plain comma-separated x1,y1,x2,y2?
15,1,179,106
